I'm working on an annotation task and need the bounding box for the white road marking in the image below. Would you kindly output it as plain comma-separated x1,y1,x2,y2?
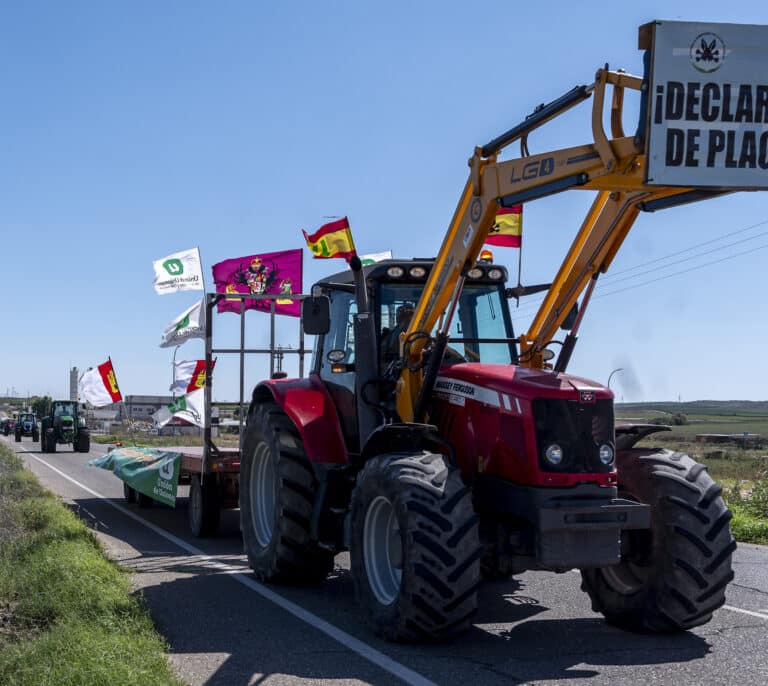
21,449,437,686
722,605,768,620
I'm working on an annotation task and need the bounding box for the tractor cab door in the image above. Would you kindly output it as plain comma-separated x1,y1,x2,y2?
315,288,359,452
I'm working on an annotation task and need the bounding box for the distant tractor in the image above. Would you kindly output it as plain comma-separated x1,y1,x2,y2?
41,401,91,453
14,413,39,442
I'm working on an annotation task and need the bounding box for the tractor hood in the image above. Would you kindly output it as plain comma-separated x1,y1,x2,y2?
434,363,611,405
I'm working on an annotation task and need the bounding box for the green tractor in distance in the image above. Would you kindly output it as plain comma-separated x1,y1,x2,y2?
41,401,90,453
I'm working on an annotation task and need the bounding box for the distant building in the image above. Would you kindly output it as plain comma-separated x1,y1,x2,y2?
69,367,79,402
123,395,174,421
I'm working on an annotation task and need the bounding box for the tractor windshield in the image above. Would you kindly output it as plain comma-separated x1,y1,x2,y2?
378,282,518,365
54,403,75,417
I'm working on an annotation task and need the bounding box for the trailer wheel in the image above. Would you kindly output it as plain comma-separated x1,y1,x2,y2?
350,452,481,641
581,448,735,632
123,482,137,504
240,402,333,584
189,474,220,537
137,492,154,508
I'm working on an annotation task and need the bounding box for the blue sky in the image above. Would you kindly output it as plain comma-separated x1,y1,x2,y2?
1,1,767,403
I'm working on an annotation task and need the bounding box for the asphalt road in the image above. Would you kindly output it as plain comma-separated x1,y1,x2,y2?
5,435,768,686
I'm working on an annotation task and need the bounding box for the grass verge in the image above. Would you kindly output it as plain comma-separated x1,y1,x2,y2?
728,503,768,545
0,443,182,686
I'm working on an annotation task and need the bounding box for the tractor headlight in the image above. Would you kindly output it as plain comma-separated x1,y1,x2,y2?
544,444,563,466
467,267,484,279
409,266,427,278
386,266,405,278
487,268,504,280
598,444,615,465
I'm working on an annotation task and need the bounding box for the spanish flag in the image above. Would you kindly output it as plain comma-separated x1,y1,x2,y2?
486,205,522,248
302,217,357,262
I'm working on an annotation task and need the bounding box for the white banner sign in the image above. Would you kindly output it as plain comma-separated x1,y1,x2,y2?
646,21,768,188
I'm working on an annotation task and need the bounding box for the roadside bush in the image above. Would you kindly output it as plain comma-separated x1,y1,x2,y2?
745,468,768,519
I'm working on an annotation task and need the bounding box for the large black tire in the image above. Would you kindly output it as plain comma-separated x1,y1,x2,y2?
76,430,91,453
350,452,481,642
46,429,56,453
32,431,39,442
14,432,21,442
188,474,221,537
123,482,137,504
240,402,333,584
581,449,735,632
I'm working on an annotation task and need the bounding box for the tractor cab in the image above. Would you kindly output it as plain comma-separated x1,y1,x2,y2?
311,258,519,450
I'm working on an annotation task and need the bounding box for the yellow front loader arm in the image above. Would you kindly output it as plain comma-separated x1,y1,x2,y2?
396,65,709,423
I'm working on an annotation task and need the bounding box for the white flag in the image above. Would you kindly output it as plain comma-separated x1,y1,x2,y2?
160,299,205,348
152,388,207,428
153,248,204,294
359,250,392,266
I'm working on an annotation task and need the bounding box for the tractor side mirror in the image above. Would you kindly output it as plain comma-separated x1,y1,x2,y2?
302,296,330,335
560,303,578,331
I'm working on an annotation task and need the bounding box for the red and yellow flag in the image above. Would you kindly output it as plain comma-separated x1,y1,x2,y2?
486,205,522,248
302,217,357,262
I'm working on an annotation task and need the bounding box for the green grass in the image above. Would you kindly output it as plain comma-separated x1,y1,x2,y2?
728,503,768,545
0,444,182,686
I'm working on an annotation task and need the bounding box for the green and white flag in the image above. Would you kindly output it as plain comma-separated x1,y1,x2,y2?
152,387,207,428
153,247,204,294
360,250,392,266
89,447,181,507
160,299,205,348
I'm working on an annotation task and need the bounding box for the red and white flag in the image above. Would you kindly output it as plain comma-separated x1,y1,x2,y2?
79,359,123,407
170,359,215,394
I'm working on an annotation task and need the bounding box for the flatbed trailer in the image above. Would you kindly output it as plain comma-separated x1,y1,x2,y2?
122,292,312,537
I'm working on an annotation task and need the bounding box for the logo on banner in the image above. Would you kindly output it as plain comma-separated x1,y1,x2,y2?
690,33,725,73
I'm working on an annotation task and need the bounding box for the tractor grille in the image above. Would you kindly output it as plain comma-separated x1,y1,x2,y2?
532,398,614,473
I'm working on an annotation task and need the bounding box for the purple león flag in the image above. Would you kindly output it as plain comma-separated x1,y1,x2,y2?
211,249,303,317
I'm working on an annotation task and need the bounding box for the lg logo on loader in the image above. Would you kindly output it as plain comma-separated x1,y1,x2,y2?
510,156,555,183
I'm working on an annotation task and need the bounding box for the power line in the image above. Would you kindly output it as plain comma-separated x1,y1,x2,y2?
508,220,768,317
594,241,768,299
602,217,768,279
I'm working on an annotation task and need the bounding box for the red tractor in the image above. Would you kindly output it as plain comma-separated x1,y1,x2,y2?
238,20,762,640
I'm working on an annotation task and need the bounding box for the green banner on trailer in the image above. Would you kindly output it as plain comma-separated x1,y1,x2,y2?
89,447,181,507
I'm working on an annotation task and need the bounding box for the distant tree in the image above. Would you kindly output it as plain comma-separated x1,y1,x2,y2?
32,395,52,418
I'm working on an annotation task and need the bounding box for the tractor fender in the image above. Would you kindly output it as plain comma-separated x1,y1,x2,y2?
250,375,349,464
615,423,671,451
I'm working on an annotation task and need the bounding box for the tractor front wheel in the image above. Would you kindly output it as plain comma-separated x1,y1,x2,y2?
580,448,735,632
240,402,333,584
75,430,90,453
350,452,481,641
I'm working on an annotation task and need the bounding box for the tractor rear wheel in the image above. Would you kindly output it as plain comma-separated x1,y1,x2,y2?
46,430,57,453
32,430,39,442
189,474,220,537
14,432,21,442
350,452,481,641
240,402,333,584
581,449,735,632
